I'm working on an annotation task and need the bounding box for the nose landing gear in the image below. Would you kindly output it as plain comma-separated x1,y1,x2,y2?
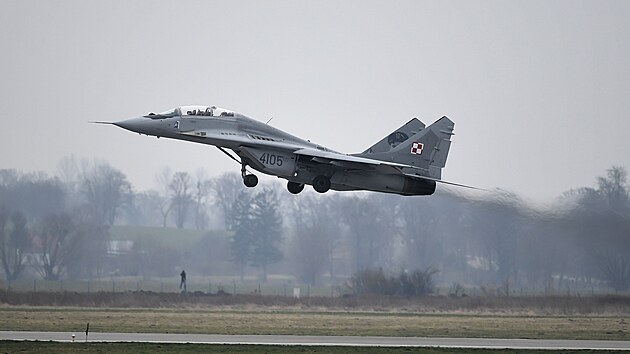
243,174,258,187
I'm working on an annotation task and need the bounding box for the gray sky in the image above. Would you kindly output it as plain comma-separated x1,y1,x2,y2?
1,0,629,203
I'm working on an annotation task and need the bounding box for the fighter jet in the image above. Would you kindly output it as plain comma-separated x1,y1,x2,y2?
106,105,472,195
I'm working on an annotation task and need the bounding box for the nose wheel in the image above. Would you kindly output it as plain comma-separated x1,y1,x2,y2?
243,174,258,188
241,163,258,188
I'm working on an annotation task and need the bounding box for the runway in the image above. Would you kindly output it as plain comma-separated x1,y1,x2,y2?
1,331,630,350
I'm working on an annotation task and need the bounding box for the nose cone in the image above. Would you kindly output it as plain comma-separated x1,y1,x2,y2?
114,117,147,133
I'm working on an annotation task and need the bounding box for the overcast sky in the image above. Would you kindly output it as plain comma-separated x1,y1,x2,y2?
1,0,629,203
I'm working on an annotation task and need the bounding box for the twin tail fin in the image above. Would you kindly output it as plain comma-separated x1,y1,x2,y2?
358,116,454,179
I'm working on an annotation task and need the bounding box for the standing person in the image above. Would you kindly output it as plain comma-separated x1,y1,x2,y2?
180,270,187,293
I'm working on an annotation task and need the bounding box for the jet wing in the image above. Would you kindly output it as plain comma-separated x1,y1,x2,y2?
294,147,482,190
293,148,408,173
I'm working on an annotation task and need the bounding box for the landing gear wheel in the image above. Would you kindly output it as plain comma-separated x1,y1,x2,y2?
243,174,258,188
287,181,305,194
312,175,331,193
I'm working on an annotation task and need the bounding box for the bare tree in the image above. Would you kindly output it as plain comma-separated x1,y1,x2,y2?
596,252,630,292
169,172,193,229
56,155,81,191
597,166,629,214
0,209,9,279
34,213,83,280
291,196,342,285
565,167,630,291
157,194,173,228
126,190,165,227
211,172,242,230
292,220,329,285
81,163,132,226
341,195,395,272
0,209,31,281
0,169,19,186
154,167,173,227
472,191,524,285
65,208,110,278
130,237,182,277
193,170,212,230
398,196,447,270
0,170,66,221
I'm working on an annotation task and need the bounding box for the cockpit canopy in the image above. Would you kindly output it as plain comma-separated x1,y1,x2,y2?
146,105,235,119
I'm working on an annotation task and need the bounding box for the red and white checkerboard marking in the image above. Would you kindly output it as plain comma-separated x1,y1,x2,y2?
410,142,424,155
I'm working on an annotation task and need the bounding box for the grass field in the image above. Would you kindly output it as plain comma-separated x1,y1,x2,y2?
1,341,614,354
1,306,629,340
2,291,629,354
2,341,621,354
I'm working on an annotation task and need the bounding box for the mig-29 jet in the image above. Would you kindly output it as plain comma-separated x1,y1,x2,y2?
105,105,471,195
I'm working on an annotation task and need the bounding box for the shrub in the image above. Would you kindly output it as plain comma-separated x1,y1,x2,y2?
348,267,438,296
399,268,439,296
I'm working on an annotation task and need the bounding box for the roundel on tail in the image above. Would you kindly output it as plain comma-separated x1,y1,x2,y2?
410,142,424,155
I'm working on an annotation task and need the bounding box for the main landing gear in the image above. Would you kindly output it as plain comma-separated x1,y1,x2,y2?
287,181,305,194
312,175,331,193
287,175,330,194
241,163,258,188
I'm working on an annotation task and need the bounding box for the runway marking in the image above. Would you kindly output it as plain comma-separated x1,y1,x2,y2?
1,331,630,350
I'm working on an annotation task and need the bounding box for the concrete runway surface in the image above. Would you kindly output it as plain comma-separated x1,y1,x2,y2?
1,331,630,350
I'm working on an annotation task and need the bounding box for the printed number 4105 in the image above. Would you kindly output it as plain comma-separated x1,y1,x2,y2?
259,153,283,166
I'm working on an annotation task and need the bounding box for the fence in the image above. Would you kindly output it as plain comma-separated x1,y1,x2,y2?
0,277,624,297
0,277,339,297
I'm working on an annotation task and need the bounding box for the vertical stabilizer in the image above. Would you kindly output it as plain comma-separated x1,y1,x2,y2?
355,116,454,179
362,118,425,154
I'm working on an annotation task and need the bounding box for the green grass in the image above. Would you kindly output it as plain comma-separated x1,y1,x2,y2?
1,307,629,340
0,278,338,297
0,341,613,353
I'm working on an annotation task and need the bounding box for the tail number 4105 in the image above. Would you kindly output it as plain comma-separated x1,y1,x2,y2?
259,153,283,166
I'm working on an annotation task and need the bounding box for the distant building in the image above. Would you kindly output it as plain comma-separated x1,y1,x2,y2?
108,240,134,255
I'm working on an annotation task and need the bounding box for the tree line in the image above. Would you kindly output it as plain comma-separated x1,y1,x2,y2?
0,157,629,294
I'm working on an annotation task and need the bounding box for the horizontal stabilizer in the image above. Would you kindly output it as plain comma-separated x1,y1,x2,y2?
405,173,485,191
